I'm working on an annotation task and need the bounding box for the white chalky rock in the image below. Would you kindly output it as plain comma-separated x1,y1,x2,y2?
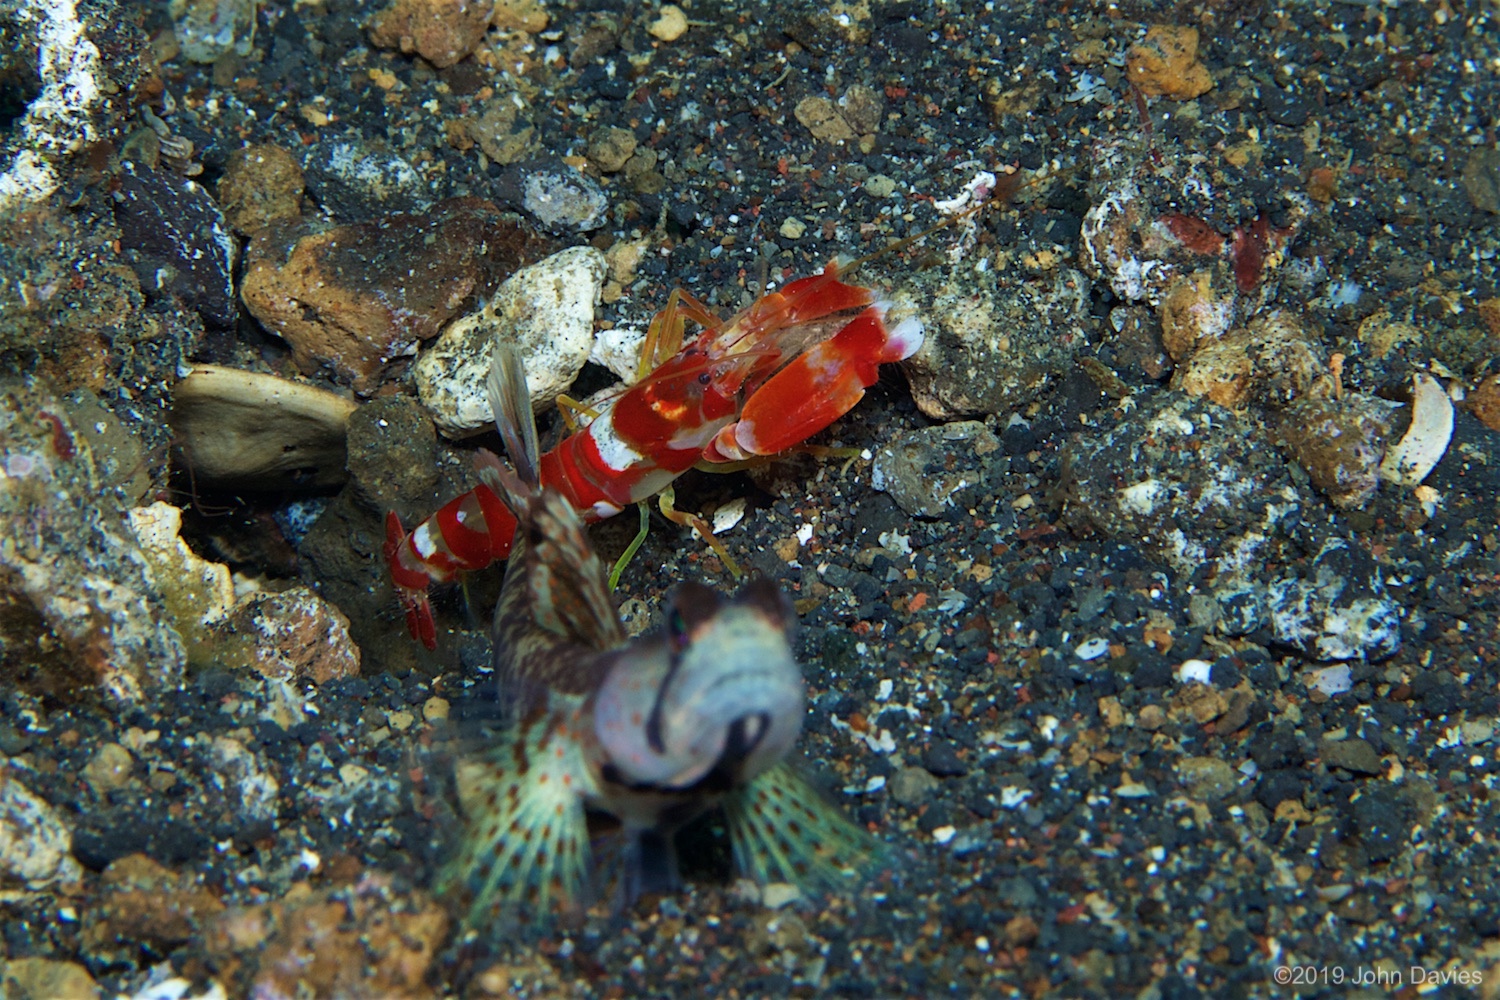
415,247,606,437
0,772,82,888
0,0,104,213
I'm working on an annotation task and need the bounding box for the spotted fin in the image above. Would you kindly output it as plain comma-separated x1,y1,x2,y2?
438,710,597,928
723,762,882,890
477,344,627,703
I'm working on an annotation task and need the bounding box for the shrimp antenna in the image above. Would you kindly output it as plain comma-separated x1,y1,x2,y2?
486,343,541,489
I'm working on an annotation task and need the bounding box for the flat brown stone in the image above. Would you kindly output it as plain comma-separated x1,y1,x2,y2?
240,198,539,392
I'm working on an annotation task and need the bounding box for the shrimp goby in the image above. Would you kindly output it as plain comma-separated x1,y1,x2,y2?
438,346,877,927
592,581,804,795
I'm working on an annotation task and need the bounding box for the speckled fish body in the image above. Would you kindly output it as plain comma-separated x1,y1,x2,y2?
439,346,876,928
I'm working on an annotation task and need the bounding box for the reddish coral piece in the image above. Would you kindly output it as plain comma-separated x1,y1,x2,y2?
36,411,75,459
1230,216,1271,293
1161,213,1225,255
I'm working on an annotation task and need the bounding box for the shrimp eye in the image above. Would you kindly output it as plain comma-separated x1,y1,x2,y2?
697,372,712,386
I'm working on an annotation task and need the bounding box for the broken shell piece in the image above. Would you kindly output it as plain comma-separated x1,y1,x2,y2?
712,497,747,534
1378,373,1453,487
171,365,358,489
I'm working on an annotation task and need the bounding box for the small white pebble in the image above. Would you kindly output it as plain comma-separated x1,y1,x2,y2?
1176,658,1213,685
1075,637,1110,661
875,678,894,702
932,825,957,844
999,787,1032,809
1310,664,1353,695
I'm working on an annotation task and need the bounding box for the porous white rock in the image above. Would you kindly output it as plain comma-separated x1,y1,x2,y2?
0,0,104,213
0,772,82,889
415,247,606,437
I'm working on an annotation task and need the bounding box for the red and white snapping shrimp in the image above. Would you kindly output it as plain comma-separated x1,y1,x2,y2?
385,258,923,648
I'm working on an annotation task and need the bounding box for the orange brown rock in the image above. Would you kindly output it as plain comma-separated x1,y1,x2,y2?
240,198,534,392
217,144,303,233
367,0,494,68
229,877,448,999
1126,26,1213,100
1276,394,1394,509
1465,373,1500,432
215,587,362,684
1159,271,1234,362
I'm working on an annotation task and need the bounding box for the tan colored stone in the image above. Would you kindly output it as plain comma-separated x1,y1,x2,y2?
84,854,228,954
82,742,135,794
605,238,648,286
794,96,856,143
648,4,688,41
461,102,536,165
218,144,303,233
1465,373,1500,432
1173,310,1327,411
367,0,494,68
588,126,638,173
490,0,547,32
1477,297,1500,337
129,501,238,663
1158,271,1234,362
837,84,884,135
1169,683,1227,725
1135,705,1166,730
171,365,357,489
0,773,82,888
238,875,444,995
1126,25,1213,99
1177,756,1238,801
1277,393,1393,510
0,958,101,1000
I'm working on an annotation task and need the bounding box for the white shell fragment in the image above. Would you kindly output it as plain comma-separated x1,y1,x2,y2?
1176,658,1214,685
1075,637,1111,661
415,247,605,437
1310,664,1353,696
171,365,358,488
1378,373,1453,487
711,497,746,534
